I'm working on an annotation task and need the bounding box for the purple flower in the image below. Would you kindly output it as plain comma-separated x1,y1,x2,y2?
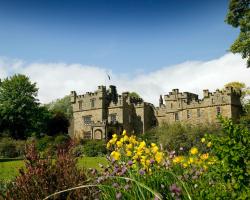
124,184,130,190
127,160,133,166
150,159,155,164
139,169,145,175
169,184,182,196
120,166,127,175
112,182,119,188
116,192,122,199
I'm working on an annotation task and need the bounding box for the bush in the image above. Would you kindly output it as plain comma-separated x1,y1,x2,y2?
36,135,54,152
3,142,97,200
54,134,70,146
144,122,222,154
81,140,107,157
0,138,25,158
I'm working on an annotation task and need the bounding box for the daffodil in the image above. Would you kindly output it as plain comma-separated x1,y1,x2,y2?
126,150,132,157
111,151,121,161
190,147,198,155
201,138,205,143
200,153,209,160
122,130,127,136
207,142,212,148
116,141,123,148
155,152,163,163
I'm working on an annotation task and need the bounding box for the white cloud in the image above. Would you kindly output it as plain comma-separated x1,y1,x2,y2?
0,53,249,105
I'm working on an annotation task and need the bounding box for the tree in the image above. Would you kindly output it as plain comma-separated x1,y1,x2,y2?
45,95,73,119
128,92,141,99
225,0,250,67
224,81,250,102
0,74,40,139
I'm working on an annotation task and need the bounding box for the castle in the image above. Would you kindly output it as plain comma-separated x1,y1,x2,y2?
69,85,242,139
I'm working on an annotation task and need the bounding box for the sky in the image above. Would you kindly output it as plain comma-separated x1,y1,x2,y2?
0,0,249,104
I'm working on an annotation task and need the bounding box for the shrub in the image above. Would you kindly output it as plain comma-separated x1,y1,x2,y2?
145,122,222,154
81,140,107,157
54,134,70,145
0,138,25,158
36,135,54,152
3,142,97,200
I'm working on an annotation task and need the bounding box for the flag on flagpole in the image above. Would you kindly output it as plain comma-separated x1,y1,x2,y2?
107,74,111,80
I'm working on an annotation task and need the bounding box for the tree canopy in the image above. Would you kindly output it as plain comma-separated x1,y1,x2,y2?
0,74,40,139
128,92,141,99
224,81,250,99
225,0,250,67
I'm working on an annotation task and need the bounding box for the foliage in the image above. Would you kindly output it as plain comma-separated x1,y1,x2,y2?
98,130,191,199
0,74,40,139
225,0,250,67
144,122,222,154
0,138,25,158
47,111,70,136
36,135,54,152
3,142,96,200
128,92,141,99
224,81,250,103
45,95,73,119
199,117,250,199
80,140,107,157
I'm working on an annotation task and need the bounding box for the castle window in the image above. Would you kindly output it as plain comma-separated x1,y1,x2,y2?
175,113,179,121
216,107,221,115
79,101,82,110
83,116,92,125
187,110,190,119
211,98,214,104
110,114,117,123
197,109,201,117
171,103,173,109
84,131,92,139
90,99,95,108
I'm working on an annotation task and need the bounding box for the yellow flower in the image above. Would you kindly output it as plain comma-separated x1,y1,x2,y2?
109,137,117,145
182,163,188,168
116,141,123,148
126,150,132,157
123,135,129,142
173,156,184,163
207,142,212,148
200,153,209,160
190,147,198,155
122,130,127,136
145,147,150,154
155,152,163,163
201,138,205,143
151,146,159,154
126,143,133,149
106,142,111,149
188,157,194,164
112,134,118,138
111,151,121,161
139,141,146,149
151,143,156,147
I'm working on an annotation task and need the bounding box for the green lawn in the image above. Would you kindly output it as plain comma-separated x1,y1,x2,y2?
0,157,108,182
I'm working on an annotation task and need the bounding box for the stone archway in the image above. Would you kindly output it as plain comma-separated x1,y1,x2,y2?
94,129,102,139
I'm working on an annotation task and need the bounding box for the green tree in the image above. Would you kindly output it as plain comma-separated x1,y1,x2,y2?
45,95,73,119
224,81,250,104
225,0,250,67
0,74,40,139
128,92,141,99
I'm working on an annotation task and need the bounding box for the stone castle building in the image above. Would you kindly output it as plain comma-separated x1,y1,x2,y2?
70,85,242,139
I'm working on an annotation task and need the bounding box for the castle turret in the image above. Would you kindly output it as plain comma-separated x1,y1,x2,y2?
159,95,163,107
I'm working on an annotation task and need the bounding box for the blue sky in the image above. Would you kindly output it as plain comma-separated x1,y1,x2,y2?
0,0,238,74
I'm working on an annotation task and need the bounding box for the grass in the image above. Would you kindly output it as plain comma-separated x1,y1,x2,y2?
0,156,108,182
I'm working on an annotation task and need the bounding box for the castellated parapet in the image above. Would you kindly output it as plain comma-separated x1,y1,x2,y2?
69,85,242,139
155,87,242,125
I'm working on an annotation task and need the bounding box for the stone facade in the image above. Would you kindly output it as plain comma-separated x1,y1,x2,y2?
155,87,242,125
70,85,242,139
70,85,156,139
